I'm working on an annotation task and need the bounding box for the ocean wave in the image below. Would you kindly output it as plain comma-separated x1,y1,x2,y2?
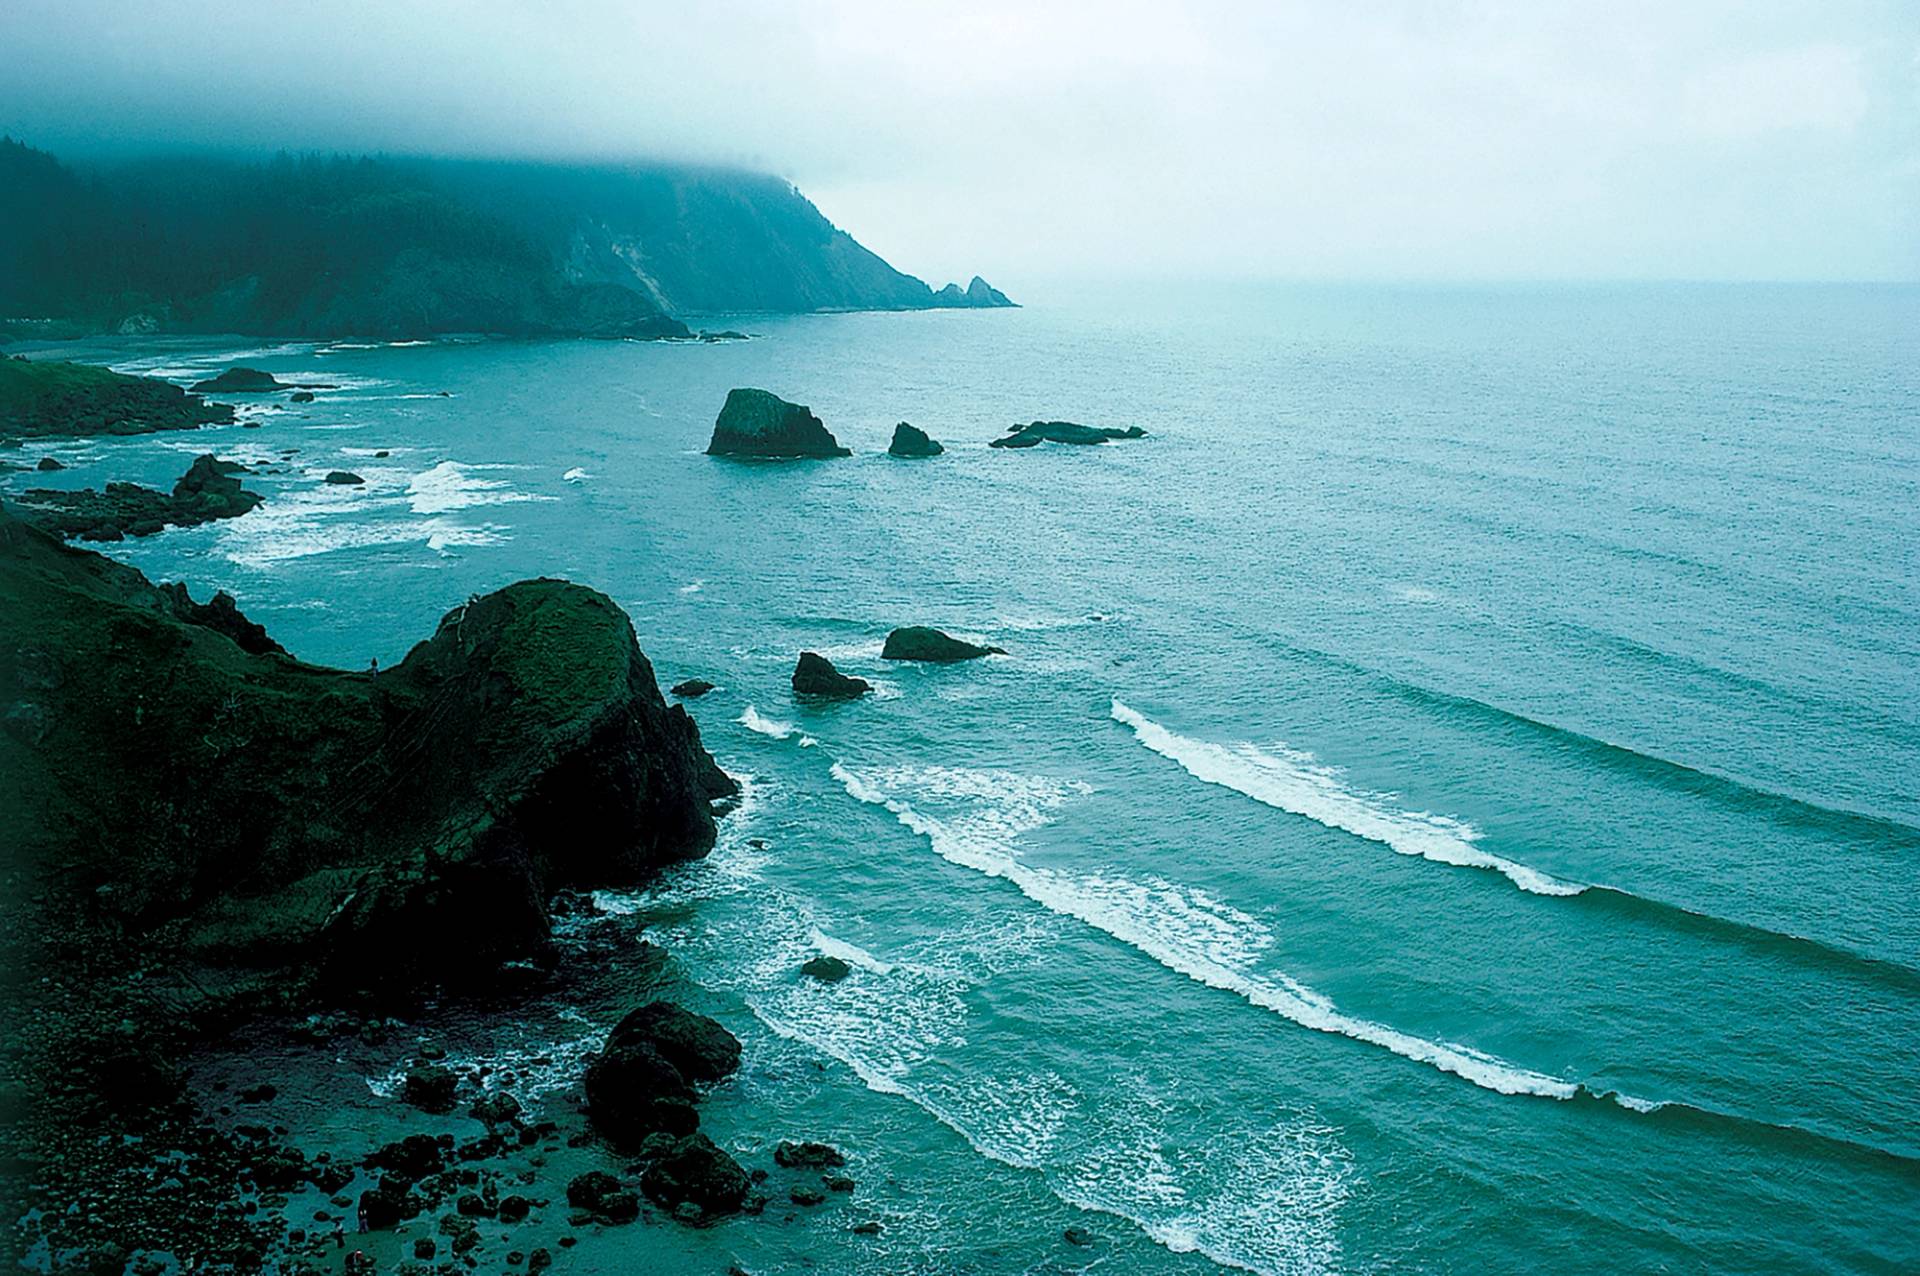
407,460,553,516
808,928,895,975
830,761,1578,1100
739,705,796,739
1110,699,1584,897
1258,631,1920,843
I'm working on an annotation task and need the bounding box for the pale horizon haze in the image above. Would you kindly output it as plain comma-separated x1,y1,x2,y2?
2,0,1916,288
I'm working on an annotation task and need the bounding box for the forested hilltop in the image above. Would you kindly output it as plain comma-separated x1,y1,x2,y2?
0,139,1013,341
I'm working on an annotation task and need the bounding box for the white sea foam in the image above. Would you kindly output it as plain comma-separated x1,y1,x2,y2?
562,467,591,482
407,460,552,515
807,928,896,975
677,580,704,595
1110,700,1586,897
832,761,1578,1101
738,705,795,739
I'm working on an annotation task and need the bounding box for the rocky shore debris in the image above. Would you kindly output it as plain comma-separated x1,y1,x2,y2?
11,452,263,541
706,388,850,458
791,651,871,699
989,420,1148,448
881,625,1004,662
887,421,944,456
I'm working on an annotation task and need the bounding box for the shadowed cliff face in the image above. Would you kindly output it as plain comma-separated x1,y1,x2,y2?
0,503,734,998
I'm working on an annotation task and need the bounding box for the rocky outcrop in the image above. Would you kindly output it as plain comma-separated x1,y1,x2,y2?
0,355,234,439
191,367,284,393
774,1140,847,1170
288,390,315,404
881,626,1004,662
324,470,365,485
156,581,286,656
584,1002,740,1148
990,421,1148,449
932,276,1017,308
801,955,851,983
11,453,263,541
791,652,870,699
887,422,943,457
639,1133,752,1220
670,678,715,698
706,389,850,459
0,506,733,994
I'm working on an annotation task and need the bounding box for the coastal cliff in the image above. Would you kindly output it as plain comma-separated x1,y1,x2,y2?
0,139,1014,340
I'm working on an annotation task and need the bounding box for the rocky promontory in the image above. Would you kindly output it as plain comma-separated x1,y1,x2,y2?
707,388,850,459
0,506,747,1264
990,421,1148,449
9,453,263,541
932,276,1017,308
888,422,944,457
0,355,234,439
882,626,1004,662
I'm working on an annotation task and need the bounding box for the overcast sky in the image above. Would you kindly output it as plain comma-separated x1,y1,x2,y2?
3,1,1916,285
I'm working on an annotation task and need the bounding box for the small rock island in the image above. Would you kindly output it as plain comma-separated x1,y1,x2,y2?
990,421,1148,448
792,651,870,699
888,422,944,457
882,626,1004,662
707,388,850,458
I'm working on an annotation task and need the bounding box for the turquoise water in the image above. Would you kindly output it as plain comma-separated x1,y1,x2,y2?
11,283,1919,1273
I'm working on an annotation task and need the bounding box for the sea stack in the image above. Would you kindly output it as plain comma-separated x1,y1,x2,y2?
706,388,850,458
792,651,870,699
881,626,1004,662
888,423,944,457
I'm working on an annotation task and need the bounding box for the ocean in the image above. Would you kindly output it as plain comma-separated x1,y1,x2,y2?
10,281,1918,1274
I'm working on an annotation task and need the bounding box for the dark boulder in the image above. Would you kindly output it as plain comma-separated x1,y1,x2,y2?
639,1133,751,1221
880,626,1003,662
35,456,63,471
289,390,316,404
364,1133,449,1184
773,1140,846,1169
670,678,715,698
400,1063,457,1114
191,367,283,393
607,1001,742,1084
706,388,849,459
792,652,869,699
324,471,365,486
989,421,1147,449
887,423,943,457
801,955,850,983
566,1170,639,1224
583,1038,699,1148
358,1178,421,1230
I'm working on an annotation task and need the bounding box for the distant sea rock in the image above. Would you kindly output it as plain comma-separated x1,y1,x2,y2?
670,678,716,698
707,388,850,459
932,276,1017,308
191,367,283,393
881,627,1003,662
887,423,943,457
791,651,870,699
0,356,234,439
801,955,851,983
324,471,365,486
990,421,1148,449
289,390,315,404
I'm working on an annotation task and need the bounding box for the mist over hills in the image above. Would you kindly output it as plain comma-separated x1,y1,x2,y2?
0,139,1014,341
